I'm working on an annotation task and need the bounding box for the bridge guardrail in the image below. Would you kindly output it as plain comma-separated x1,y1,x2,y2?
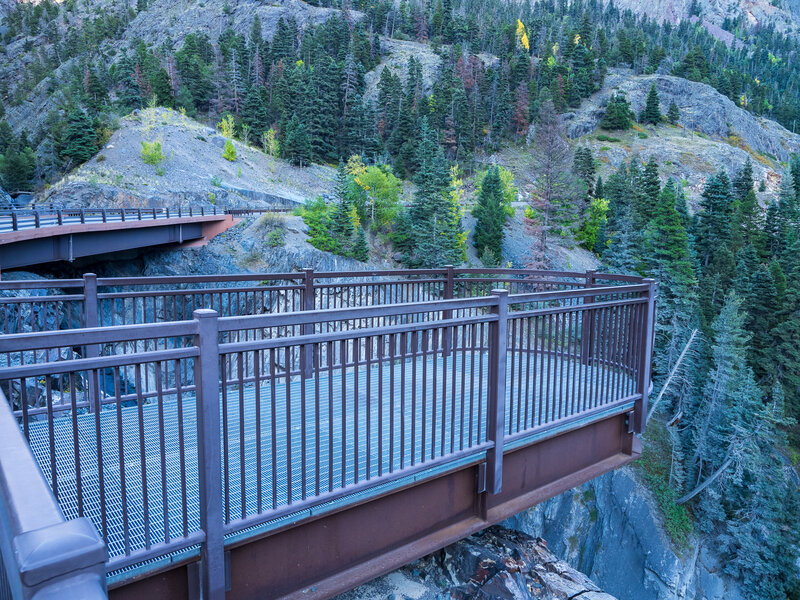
0,388,107,600
0,206,296,233
0,272,655,598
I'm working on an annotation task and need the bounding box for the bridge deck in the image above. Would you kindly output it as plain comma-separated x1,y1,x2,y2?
25,351,632,565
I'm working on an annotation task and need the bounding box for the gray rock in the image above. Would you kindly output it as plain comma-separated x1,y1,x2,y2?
504,467,746,600
567,69,800,162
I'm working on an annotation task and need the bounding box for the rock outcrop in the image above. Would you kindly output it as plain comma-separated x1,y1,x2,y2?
43,108,336,209
564,69,800,163
504,467,745,600
336,526,618,600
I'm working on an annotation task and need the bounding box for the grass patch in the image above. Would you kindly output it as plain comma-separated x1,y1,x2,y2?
635,421,694,551
638,131,649,139
596,134,621,143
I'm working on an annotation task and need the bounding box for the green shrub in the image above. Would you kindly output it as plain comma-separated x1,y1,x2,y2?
222,139,237,161
266,228,285,247
140,140,165,166
638,131,649,139
96,155,106,162
596,134,621,143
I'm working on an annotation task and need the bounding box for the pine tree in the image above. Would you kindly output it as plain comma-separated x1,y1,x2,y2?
694,170,735,268
573,147,595,198
0,141,36,190
599,92,633,130
61,109,96,165
222,139,237,161
282,114,312,167
407,118,464,267
667,101,680,125
241,90,268,142
351,226,369,262
640,83,662,124
473,165,506,259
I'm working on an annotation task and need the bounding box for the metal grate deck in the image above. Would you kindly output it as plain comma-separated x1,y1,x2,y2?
24,351,631,564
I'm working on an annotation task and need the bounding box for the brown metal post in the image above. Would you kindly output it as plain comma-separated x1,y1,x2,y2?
634,279,657,433
486,289,508,494
580,270,596,365
193,309,226,599
83,273,101,413
301,268,315,379
443,265,454,356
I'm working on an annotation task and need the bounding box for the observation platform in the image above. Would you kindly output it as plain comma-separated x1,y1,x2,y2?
0,268,655,600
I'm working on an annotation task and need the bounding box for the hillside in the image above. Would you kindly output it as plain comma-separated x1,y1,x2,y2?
45,107,337,208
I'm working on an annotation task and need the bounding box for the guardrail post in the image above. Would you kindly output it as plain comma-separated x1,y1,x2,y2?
486,289,508,495
57,210,63,225
120,209,126,222
634,279,657,433
11,212,18,230
300,268,315,379
443,265,454,356
79,210,85,224
34,211,40,228
83,273,101,414
193,309,225,599
580,270,596,365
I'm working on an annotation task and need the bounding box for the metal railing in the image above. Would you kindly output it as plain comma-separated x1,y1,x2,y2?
0,269,656,598
0,206,294,233
0,388,107,600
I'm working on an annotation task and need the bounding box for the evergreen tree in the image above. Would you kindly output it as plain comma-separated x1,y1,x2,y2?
282,114,312,167
61,109,96,165
0,141,36,190
599,92,633,130
351,226,369,262
473,165,506,259
640,83,662,124
667,101,680,125
407,118,464,267
694,170,735,268
573,147,595,198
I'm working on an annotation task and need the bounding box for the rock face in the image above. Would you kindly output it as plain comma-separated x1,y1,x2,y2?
504,467,745,600
589,0,800,34
335,526,618,600
43,108,336,209
564,69,800,163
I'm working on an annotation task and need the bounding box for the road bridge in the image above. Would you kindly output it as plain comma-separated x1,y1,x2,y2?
0,268,655,600
0,207,292,270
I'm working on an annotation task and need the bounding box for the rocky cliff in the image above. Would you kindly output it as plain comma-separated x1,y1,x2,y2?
505,468,745,600
337,526,619,600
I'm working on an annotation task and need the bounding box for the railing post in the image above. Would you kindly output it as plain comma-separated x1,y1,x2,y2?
580,270,596,365
137,208,142,220
57,209,63,225
486,289,508,495
120,209,126,222
101,208,107,223
34,211,40,228
83,273,101,414
11,212,18,231
80,209,85,224
442,265,454,356
634,279,657,433
193,309,225,599
300,268,315,379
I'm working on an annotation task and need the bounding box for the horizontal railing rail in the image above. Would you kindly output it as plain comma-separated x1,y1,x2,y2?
0,269,657,599
0,205,295,233
0,389,107,599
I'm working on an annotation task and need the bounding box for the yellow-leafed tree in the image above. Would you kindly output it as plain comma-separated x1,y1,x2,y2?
516,20,529,52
